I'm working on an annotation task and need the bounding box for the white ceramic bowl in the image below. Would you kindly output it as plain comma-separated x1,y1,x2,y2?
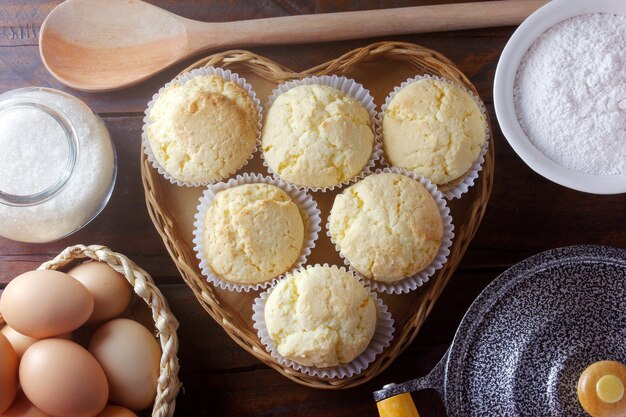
493,0,626,194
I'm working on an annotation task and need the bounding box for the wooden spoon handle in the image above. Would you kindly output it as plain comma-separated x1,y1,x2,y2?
189,0,548,50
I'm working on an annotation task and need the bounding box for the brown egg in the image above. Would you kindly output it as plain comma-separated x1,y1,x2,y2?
1,326,38,360
0,390,52,417
67,262,132,324
0,333,18,413
0,326,72,360
20,339,108,417
89,319,160,410
94,405,138,417
0,270,93,338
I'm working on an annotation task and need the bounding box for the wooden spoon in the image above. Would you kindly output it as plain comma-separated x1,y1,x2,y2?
39,0,548,92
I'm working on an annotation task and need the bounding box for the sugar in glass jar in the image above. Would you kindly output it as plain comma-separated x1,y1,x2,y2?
0,87,117,243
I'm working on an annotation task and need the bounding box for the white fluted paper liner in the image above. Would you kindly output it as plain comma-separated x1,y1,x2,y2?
142,66,263,187
192,173,321,292
260,75,382,192
377,74,490,199
327,167,455,294
252,264,395,379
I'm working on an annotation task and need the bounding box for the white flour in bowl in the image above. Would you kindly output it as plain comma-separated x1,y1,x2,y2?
514,13,626,176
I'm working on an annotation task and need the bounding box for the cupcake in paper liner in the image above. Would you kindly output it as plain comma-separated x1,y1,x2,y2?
192,173,321,292
327,167,454,294
260,75,382,192
142,66,262,187
252,264,394,379
378,74,490,199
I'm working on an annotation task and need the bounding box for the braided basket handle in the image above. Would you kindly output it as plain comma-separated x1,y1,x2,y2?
38,244,182,417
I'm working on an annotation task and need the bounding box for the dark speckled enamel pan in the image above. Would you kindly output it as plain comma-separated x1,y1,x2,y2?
374,245,626,416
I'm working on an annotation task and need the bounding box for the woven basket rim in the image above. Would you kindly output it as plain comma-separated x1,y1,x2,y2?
0,244,181,417
141,41,494,389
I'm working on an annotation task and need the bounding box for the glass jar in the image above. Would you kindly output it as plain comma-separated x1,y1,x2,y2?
0,87,117,243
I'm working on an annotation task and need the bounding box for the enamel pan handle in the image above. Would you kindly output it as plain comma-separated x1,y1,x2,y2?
373,350,448,417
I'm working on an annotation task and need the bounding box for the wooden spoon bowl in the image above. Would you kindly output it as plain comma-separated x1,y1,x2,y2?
39,0,189,91
141,41,494,388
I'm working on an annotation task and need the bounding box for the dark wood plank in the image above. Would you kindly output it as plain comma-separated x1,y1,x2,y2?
0,0,517,47
0,1,53,46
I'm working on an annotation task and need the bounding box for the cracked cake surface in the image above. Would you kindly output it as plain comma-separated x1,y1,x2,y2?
328,172,443,283
147,74,258,183
261,84,374,188
201,183,305,284
382,78,485,185
264,265,376,368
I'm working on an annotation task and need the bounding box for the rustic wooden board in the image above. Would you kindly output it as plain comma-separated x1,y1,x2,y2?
0,1,625,415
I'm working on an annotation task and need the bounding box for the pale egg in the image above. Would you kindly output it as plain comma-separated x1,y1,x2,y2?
0,333,18,413
0,326,72,359
0,326,38,360
89,319,160,410
19,339,108,417
0,270,93,338
67,262,132,324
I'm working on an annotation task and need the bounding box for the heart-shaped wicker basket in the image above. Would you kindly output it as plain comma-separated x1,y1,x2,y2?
141,41,494,389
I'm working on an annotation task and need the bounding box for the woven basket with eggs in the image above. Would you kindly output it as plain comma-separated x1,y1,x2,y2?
0,244,181,417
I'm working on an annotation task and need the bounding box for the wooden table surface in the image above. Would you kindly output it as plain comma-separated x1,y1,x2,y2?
1,1,624,416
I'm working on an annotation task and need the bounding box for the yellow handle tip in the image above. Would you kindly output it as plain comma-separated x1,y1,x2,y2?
377,393,420,417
